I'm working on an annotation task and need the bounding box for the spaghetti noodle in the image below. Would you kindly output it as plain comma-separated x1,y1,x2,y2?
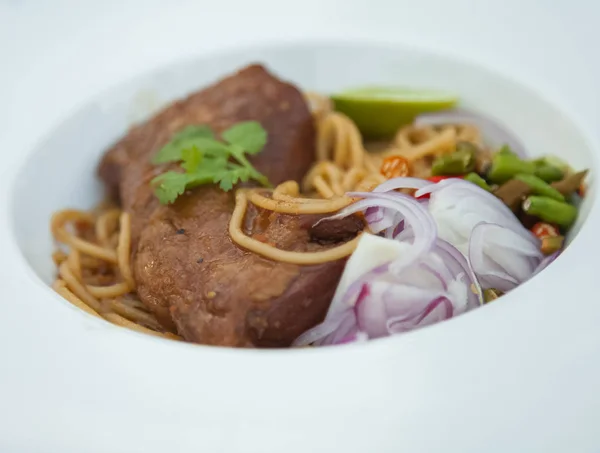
229,189,362,265
51,208,181,340
228,93,485,262
52,91,486,338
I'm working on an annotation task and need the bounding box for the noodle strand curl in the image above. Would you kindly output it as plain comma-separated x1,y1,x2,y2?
52,92,488,339
51,209,181,340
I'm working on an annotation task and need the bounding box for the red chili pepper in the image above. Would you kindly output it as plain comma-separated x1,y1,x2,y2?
427,175,464,183
578,181,586,198
380,156,410,179
417,175,464,199
531,222,559,240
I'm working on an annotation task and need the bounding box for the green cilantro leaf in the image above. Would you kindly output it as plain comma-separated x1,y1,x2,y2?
152,125,214,164
227,144,271,188
214,165,252,191
150,121,271,204
193,137,230,157
221,121,267,154
151,171,191,204
181,147,202,173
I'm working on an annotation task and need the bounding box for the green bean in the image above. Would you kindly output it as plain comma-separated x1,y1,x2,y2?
522,195,578,228
538,155,573,174
487,153,536,183
431,147,475,176
534,164,564,183
514,174,565,201
464,172,491,191
497,145,516,156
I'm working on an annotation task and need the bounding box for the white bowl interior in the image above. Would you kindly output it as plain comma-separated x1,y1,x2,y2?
10,42,596,293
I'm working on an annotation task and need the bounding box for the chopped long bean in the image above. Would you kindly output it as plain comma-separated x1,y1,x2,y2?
431,147,475,176
487,153,536,183
534,163,564,183
497,145,516,156
464,172,491,191
522,196,577,228
514,174,565,201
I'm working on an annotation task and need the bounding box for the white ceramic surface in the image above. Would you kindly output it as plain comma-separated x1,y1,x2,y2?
12,42,595,284
5,39,600,451
2,2,600,453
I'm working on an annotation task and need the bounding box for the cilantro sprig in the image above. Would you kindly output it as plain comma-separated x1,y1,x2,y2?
150,121,271,204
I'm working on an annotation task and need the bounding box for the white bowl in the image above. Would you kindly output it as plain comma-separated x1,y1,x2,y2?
4,41,600,452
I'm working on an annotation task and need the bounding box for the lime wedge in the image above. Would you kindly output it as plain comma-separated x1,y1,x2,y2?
331,86,459,139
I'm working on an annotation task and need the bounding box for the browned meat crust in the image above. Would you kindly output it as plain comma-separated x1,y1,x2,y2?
98,64,360,347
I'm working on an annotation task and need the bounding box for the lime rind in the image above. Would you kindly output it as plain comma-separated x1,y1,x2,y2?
331,86,459,139
333,86,458,103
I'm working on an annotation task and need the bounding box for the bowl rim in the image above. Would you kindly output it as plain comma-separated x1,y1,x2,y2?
4,38,600,356
3,37,600,453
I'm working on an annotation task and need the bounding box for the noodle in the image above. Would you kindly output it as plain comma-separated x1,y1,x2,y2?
86,282,131,299
395,127,457,161
299,94,478,197
248,190,353,215
52,280,102,318
51,91,486,340
51,209,182,340
103,313,181,341
107,298,164,332
117,212,135,289
51,210,118,263
95,208,120,247
229,190,362,265
67,248,82,281
228,93,479,262
58,260,103,312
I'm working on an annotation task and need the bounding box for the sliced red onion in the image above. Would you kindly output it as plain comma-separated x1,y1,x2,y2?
469,222,543,292
294,234,477,347
355,280,455,338
419,179,542,290
390,219,405,239
299,193,439,347
433,239,483,309
415,109,527,157
348,191,437,250
336,191,437,256
371,177,534,256
416,179,519,229
418,197,430,209
376,177,548,292
420,261,449,290
365,206,397,234
338,330,369,344
294,170,554,347
365,207,383,223
319,197,421,229
425,179,536,255
294,311,356,346
386,296,453,334
532,250,560,278
373,176,430,193
366,177,430,237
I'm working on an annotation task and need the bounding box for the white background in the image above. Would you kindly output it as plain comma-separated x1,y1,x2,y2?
1,1,600,452
2,0,599,176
